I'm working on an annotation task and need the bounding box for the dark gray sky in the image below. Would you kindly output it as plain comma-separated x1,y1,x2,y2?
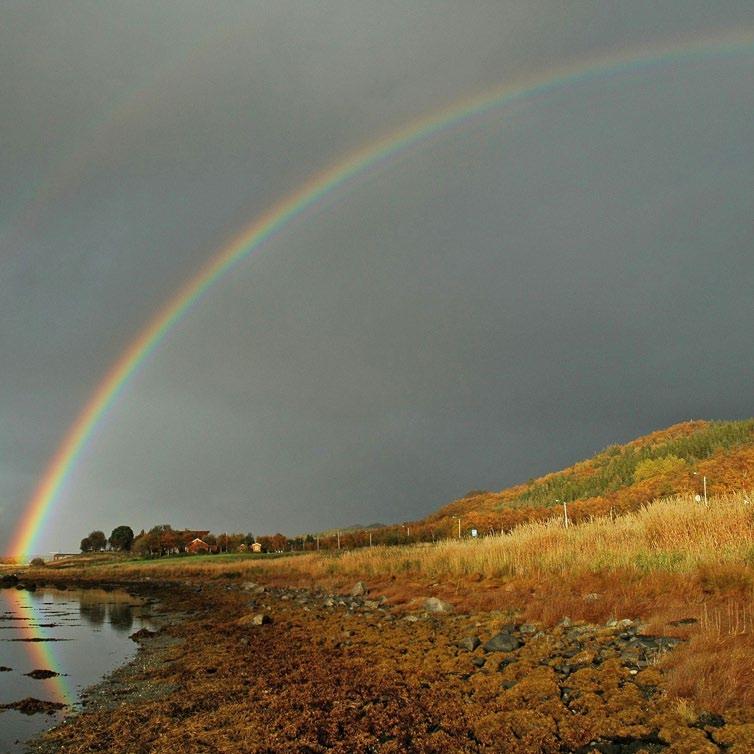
2,2,753,555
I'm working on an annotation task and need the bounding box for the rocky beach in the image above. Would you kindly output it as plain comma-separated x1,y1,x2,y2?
12,573,751,754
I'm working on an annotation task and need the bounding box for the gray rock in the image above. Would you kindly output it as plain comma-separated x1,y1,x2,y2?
241,581,257,591
350,581,368,597
484,633,521,653
456,636,481,652
363,599,381,610
696,712,725,728
424,597,453,613
519,624,538,634
252,613,272,626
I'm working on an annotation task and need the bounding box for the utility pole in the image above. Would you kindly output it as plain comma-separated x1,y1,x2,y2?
316,536,320,551
694,472,709,507
453,516,461,539
337,530,341,550
557,499,569,529
369,532,372,547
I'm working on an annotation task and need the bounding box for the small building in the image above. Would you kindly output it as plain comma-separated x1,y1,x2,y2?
251,542,263,553
187,538,210,554
237,543,248,552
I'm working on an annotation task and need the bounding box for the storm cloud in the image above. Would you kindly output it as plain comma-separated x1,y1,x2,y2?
1,1,753,554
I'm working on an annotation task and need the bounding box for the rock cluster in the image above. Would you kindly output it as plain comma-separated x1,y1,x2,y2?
0,697,66,715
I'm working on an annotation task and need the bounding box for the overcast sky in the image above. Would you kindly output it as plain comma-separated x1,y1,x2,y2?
2,2,753,555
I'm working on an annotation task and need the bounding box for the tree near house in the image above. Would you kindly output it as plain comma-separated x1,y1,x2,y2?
109,525,134,552
80,536,92,552
87,530,107,551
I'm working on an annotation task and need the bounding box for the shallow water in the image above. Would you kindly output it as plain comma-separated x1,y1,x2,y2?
0,586,156,752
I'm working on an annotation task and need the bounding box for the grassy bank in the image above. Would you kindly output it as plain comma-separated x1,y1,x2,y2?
52,491,754,585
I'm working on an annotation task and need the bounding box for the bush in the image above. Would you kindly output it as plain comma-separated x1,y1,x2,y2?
29,557,46,567
633,454,687,483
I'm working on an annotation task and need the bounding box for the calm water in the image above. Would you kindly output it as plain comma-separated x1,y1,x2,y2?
0,586,156,752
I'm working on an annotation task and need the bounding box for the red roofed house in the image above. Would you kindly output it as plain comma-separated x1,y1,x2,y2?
187,538,210,554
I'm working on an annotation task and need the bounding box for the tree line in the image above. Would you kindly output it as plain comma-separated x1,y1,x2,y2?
77,522,447,557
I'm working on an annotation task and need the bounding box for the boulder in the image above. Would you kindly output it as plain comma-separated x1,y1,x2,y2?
237,612,272,626
483,633,521,653
424,597,453,613
25,669,60,679
0,697,66,715
350,581,368,597
456,636,481,652
129,627,158,641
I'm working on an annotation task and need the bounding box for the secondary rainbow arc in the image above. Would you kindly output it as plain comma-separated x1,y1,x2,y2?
10,30,754,559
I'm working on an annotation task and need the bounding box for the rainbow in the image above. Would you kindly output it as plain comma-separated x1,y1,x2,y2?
5,588,75,706
10,30,754,559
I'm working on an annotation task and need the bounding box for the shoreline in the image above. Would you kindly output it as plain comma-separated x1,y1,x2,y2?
7,578,186,754
12,572,752,753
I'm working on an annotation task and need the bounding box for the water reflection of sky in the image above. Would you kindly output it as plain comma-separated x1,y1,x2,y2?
0,587,155,753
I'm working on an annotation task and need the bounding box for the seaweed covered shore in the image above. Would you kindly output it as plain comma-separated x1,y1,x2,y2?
18,572,754,754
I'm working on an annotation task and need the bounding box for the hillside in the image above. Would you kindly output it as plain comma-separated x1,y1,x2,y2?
406,419,754,540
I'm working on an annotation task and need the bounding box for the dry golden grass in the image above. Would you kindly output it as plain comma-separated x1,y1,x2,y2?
57,491,754,590
318,491,754,582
